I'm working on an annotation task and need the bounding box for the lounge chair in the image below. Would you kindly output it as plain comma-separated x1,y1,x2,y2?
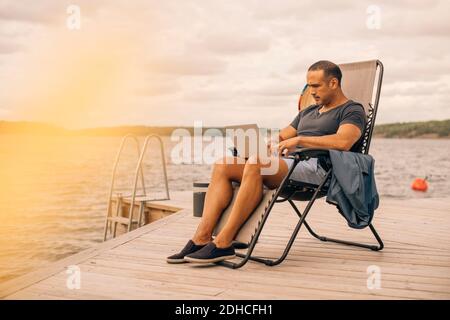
213,59,384,269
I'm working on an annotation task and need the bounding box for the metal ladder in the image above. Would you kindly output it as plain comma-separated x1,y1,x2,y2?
103,134,170,241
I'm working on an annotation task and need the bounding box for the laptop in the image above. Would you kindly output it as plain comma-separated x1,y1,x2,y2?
224,123,262,160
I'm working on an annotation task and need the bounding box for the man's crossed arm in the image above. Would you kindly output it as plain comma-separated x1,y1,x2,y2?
271,124,362,155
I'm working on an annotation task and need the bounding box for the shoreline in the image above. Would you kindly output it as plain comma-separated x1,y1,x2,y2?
2,119,450,139
1,132,449,139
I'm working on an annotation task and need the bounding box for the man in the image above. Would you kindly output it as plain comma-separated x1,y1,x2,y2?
167,60,366,264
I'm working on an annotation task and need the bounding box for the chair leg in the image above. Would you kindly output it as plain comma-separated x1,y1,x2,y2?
288,199,384,251
218,168,332,269
217,190,283,269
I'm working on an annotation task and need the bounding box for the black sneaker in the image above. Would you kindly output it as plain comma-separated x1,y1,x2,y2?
211,236,249,249
166,240,207,264
232,240,249,250
184,242,235,264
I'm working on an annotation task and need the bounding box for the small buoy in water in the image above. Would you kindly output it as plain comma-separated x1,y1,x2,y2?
411,177,428,192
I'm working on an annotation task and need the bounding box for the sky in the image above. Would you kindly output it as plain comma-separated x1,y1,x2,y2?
0,0,449,129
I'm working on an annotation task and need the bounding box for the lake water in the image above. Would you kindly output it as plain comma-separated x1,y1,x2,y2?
0,135,449,282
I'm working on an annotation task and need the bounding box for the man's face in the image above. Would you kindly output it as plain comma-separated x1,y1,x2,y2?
306,70,337,106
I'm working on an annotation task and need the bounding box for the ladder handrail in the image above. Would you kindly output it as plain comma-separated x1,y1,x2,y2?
103,134,146,241
127,134,170,231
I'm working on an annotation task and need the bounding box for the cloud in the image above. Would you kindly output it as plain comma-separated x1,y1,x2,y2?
190,33,271,55
134,82,181,97
248,83,299,97
386,57,450,83
248,0,354,21
146,55,227,76
134,75,182,97
0,1,104,25
0,0,450,128
374,1,449,38
182,89,231,102
0,1,60,24
382,80,450,97
0,40,20,54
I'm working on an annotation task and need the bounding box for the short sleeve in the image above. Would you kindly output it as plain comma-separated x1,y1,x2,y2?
340,104,366,134
290,112,301,130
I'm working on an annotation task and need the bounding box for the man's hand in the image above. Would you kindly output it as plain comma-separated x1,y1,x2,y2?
273,137,300,156
266,137,279,154
266,125,297,156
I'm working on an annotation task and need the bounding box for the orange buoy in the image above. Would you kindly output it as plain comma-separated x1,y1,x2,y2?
411,177,428,192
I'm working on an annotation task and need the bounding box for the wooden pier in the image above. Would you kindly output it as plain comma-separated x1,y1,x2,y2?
1,192,449,299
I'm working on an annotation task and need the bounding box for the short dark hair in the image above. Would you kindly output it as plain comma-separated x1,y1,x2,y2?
308,60,342,86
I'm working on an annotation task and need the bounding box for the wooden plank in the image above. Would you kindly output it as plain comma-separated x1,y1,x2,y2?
0,211,187,298
85,254,450,294
2,192,450,300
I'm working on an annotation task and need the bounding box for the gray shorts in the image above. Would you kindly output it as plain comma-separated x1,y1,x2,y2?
281,157,328,185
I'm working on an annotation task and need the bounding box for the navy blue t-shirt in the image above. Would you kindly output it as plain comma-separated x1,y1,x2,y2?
289,100,366,152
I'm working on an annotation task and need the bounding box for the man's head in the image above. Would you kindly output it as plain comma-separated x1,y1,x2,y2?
307,60,343,106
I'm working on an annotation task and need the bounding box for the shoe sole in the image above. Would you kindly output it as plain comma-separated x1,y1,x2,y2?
166,258,188,264
184,254,236,264
232,241,249,250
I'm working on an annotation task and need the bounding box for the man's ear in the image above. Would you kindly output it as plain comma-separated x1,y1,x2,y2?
329,77,339,89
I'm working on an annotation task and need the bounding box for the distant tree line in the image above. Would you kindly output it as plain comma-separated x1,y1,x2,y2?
2,119,450,138
373,120,450,138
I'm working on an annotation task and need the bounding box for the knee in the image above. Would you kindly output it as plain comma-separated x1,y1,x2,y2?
212,156,233,177
243,158,261,179
246,154,260,165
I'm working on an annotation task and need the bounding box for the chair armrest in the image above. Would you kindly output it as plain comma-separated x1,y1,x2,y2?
287,147,331,161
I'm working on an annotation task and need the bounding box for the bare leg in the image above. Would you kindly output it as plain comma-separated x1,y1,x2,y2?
191,157,246,245
214,156,289,248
